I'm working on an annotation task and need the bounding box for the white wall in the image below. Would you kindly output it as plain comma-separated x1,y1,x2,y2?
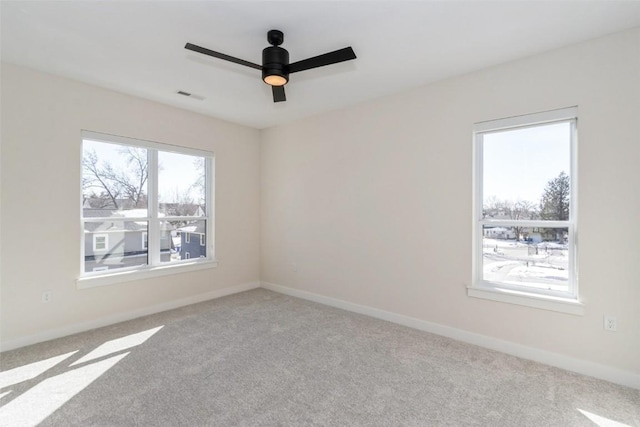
0,64,261,346
2,28,638,382
261,28,640,375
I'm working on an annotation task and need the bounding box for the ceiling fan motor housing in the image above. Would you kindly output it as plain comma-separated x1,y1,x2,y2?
262,46,289,86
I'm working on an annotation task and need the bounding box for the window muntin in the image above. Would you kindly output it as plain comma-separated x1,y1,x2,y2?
474,108,577,299
81,132,214,278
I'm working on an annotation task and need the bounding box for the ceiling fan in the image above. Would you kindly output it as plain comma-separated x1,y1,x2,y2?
185,30,356,103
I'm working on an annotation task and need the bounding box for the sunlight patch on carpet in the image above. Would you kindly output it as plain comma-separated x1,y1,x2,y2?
70,325,163,366
0,352,129,427
578,408,631,427
0,351,78,389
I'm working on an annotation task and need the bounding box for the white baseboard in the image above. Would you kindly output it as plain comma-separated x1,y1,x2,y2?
0,281,260,352
261,281,640,390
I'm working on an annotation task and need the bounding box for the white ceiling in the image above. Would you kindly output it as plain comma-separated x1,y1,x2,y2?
2,1,640,129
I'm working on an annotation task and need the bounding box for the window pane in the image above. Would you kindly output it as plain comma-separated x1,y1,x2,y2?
84,221,148,272
161,220,207,263
482,226,569,292
82,140,148,216
158,152,206,217
482,122,570,221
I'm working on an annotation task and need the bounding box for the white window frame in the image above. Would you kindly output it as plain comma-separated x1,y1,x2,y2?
184,252,191,260
79,131,217,288
93,234,108,252
142,232,148,250
184,232,190,244
469,107,583,315
200,234,205,246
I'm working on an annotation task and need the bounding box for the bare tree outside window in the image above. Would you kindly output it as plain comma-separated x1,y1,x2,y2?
82,144,148,210
483,197,538,241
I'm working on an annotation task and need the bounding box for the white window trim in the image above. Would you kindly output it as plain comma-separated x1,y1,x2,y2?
79,130,217,287
185,232,190,244
142,232,148,250
185,252,191,259
469,107,582,315
200,234,205,246
78,260,218,289
467,285,583,315
93,234,108,252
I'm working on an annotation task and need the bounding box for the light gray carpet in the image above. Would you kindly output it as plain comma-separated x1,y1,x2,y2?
1,289,638,426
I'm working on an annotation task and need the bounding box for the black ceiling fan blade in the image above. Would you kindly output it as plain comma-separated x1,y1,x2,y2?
185,42,262,70
288,47,356,73
272,85,286,102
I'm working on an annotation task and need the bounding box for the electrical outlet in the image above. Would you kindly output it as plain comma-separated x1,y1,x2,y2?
603,316,617,331
42,291,52,303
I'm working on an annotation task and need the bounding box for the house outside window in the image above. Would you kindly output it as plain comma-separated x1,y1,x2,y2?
179,222,206,260
80,131,215,286
469,107,581,314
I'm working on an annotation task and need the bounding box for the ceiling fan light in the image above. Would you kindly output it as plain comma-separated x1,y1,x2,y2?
263,74,288,86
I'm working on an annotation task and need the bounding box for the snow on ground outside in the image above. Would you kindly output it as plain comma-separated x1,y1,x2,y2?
482,238,569,290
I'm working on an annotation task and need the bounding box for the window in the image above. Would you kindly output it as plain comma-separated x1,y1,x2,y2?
80,131,215,286
93,234,108,251
184,252,191,260
470,107,581,314
200,234,205,246
184,232,190,244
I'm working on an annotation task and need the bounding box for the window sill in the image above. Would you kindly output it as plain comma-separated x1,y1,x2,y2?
77,260,219,289
467,284,584,315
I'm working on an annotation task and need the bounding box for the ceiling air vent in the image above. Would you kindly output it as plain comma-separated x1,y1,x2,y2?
176,90,205,100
